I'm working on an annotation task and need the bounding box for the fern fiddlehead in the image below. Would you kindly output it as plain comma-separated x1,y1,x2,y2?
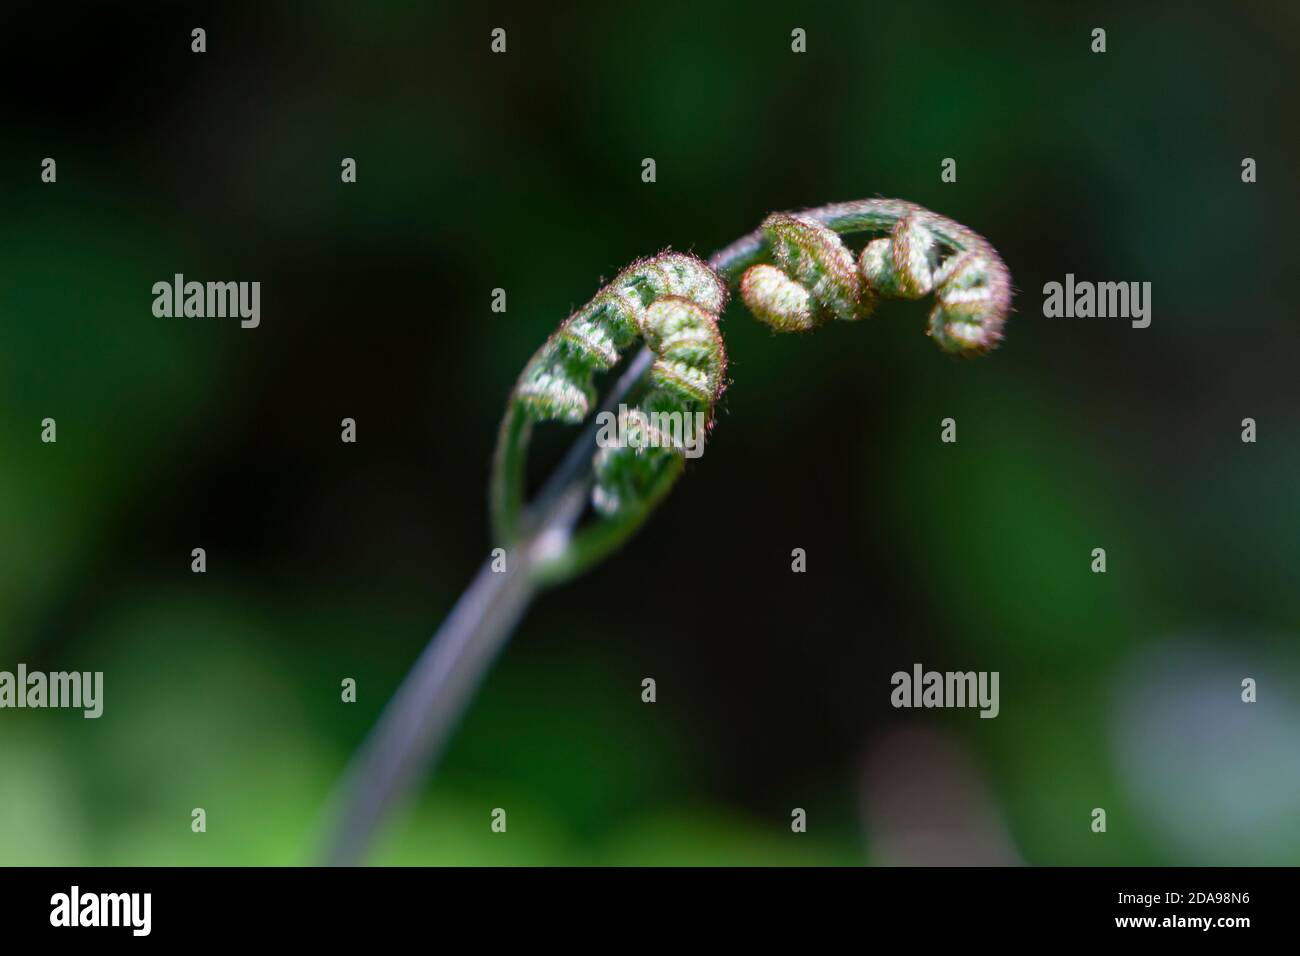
325,198,1011,865
723,198,1012,355
493,199,1012,587
739,214,876,331
492,252,727,583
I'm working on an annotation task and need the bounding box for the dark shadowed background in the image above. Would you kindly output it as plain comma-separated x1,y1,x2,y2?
1,1,1298,864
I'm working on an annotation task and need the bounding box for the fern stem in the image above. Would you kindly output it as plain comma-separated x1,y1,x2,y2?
319,545,537,866
320,348,654,865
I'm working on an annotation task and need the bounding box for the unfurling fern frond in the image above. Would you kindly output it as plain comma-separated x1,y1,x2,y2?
327,200,1015,864
513,253,726,424
493,252,727,578
738,214,875,331
591,294,726,518
493,198,1012,586
729,199,1012,355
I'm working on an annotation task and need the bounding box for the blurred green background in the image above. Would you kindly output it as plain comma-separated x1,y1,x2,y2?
2,1,1297,865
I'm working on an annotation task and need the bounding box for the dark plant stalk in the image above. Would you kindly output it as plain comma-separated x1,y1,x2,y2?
318,353,651,866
